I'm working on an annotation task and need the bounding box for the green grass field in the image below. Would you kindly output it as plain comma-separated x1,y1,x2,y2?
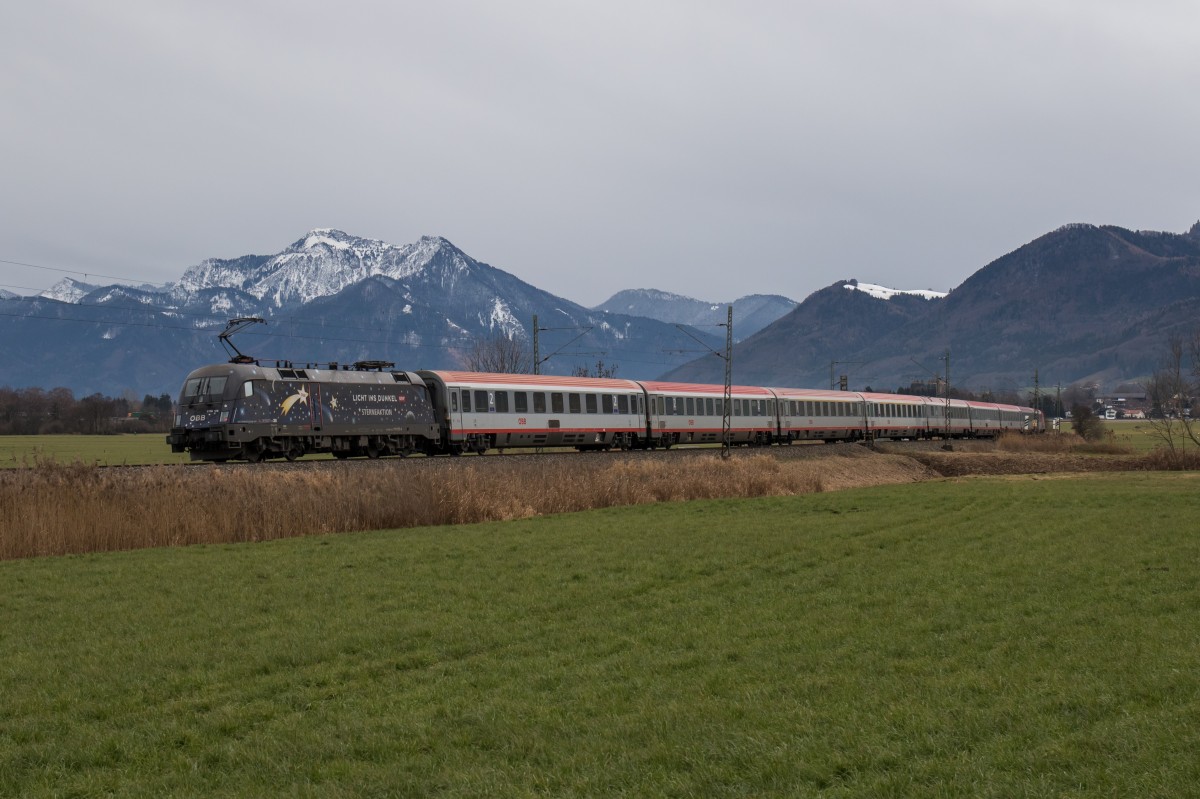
2,473,1198,797
0,434,192,467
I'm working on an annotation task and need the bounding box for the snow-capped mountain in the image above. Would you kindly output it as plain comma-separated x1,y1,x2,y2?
39,278,100,303
170,229,476,311
1,229,722,396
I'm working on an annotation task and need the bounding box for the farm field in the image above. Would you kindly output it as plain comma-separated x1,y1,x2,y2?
2,473,1198,797
1059,419,1167,453
0,434,192,467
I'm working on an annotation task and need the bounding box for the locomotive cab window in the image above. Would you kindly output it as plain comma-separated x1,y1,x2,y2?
182,376,228,402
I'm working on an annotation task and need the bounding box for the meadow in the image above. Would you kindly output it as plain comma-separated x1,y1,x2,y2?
2,473,1197,797
0,433,192,467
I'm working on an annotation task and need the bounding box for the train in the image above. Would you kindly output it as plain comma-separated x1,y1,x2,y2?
166,359,1045,462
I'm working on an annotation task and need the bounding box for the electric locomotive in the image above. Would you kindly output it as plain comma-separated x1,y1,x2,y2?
167,360,441,462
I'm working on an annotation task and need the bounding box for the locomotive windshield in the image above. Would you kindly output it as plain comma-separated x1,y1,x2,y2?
180,375,228,404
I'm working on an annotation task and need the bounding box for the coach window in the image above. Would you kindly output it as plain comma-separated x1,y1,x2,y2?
685,397,695,416
514,392,527,413
585,394,598,414
602,394,614,413
618,395,630,414
705,398,714,416
551,393,564,414
461,391,472,413
568,393,581,413
474,390,489,412
533,392,546,413
495,391,509,413
655,396,664,415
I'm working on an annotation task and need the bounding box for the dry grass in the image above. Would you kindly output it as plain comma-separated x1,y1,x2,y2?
995,430,1133,455
0,452,939,561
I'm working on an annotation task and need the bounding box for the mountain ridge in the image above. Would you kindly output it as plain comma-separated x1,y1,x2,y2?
663,221,1200,392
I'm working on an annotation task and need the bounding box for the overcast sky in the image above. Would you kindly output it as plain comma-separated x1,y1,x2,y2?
3,0,1199,306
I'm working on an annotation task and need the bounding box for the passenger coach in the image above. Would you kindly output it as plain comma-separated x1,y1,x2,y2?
640,381,777,447
416,371,646,452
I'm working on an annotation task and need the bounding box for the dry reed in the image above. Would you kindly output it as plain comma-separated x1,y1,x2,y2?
995,431,1133,455
0,454,839,561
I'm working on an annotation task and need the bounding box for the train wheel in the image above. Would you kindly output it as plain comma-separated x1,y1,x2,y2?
285,444,303,462
366,444,382,459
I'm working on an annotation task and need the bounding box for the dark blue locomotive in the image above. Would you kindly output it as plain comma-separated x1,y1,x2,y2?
167,361,441,461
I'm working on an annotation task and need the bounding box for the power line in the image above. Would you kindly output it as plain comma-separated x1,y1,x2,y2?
0,256,166,288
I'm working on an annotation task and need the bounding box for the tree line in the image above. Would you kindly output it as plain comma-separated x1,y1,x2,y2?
0,387,174,435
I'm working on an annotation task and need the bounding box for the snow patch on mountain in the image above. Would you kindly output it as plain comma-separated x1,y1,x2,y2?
482,297,522,337
843,282,947,301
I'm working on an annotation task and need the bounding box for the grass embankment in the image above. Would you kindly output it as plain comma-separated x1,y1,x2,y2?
0,452,933,560
2,473,1198,797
